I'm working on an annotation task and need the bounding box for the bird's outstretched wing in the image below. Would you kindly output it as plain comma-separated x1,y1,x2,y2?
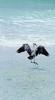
17,45,25,53
36,46,49,56
17,44,32,56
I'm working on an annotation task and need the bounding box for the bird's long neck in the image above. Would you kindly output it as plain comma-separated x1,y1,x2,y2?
33,43,37,52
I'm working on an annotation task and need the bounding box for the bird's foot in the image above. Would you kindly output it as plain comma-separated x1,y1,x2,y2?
31,61,38,65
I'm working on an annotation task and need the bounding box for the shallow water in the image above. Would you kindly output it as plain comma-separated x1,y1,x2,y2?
0,46,55,100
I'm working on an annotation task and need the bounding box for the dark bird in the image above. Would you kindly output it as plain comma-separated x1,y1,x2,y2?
17,43,49,65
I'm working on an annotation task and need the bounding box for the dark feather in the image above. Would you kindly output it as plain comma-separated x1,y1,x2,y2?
36,46,49,56
28,55,34,60
17,44,32,55
27,48,32,55
22,44,32,55
42,47,49,56
17,46,25,53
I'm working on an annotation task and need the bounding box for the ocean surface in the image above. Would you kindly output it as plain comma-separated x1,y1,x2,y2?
0,0,55,100
0,9,55,47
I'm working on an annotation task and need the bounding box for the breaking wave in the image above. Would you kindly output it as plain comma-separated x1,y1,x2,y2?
0,10,55,47
0,35,55,47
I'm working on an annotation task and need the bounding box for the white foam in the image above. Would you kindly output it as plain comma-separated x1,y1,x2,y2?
0,13,55,47
0,35,55,47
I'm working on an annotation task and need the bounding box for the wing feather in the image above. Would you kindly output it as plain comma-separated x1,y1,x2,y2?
17,46,25,53
17,44,32,55
36,46,49,56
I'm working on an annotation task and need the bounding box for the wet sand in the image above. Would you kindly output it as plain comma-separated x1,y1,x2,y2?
0,46,55,100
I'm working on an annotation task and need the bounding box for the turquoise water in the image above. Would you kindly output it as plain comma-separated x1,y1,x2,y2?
0,0,55,47
0,0,55,9
0,10,55,47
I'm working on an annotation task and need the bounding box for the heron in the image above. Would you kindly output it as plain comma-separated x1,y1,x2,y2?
17,43,49,65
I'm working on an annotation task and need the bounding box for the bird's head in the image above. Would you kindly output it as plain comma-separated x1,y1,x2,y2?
33,43,37,47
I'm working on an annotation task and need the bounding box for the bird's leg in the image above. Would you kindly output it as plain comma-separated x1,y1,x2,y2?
31,58,38,65
31,59,33,63
33,58,38,65
33,57,35,63
31,60,32,63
